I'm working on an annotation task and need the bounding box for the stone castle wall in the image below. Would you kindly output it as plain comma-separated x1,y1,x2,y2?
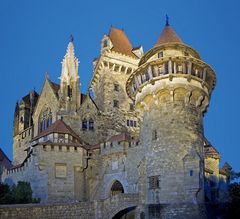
0,202,93,219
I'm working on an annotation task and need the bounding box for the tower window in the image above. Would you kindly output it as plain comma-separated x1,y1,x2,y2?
149,176,159,189
189,170,193,176
82,119,88,130
89,118,94,130
114,83,119,91
127,119,130,126
113,100,119,108
158,51,163,58
129,103,134,111
152,130,157,141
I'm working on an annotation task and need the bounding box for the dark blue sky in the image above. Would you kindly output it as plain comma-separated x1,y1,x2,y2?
0,0,239,171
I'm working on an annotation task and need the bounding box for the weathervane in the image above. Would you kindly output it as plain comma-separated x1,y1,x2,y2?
69,34,74,42
166,14,170,26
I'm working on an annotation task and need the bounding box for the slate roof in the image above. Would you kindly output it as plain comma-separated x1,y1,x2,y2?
108,133,131,142
109,27,137,58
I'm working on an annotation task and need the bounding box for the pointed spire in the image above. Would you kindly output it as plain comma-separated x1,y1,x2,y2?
155,18,183,47
69,34,74,42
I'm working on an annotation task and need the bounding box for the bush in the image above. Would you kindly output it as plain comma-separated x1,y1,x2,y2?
0,181,40,204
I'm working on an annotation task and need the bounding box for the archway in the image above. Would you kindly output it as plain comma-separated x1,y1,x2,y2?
112,206,136,219
111,180,124,196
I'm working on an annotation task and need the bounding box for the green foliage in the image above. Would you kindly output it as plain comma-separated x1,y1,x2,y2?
0,181,40,204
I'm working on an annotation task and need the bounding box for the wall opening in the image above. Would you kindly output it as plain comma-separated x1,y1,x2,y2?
111,180,124,196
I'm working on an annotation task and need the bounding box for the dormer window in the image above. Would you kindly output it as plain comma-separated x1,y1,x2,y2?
158,51,163,58
103,39,108,48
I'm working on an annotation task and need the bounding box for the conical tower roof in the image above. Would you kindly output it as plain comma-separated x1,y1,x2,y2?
155,20,183,46
109,27,136,58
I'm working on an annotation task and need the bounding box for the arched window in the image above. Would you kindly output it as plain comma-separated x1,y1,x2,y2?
82,118,87,130
39,107,52,133
89,118,94,130
111,180,124,196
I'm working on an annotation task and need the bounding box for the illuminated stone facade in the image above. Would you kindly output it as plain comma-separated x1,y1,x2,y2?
1,22,230,218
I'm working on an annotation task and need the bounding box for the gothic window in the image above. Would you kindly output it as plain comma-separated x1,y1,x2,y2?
149,176,159,189
113,100,119,108
39,107,52,133
89,118,94,130
114,83,119,91
111,180,124,196
82,118,87,130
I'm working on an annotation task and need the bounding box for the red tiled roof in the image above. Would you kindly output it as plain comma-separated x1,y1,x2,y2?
109,28,137,58
155,25,183,47
32,119,80,141
108,133,131,142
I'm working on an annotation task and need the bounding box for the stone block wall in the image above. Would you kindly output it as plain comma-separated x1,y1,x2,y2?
0,202,93,219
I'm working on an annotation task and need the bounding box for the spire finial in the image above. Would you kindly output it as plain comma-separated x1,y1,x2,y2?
69,34,74,42
166,14,170,26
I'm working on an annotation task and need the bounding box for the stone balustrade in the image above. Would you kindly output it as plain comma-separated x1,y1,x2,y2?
127,56,216,98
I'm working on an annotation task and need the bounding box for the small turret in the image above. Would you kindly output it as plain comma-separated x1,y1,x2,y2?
59,35,81,112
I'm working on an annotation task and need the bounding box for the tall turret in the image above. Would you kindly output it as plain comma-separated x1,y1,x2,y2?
59,35,81,112
126,20,216,218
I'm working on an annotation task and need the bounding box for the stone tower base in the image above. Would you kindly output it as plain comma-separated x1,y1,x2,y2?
145,203,207,219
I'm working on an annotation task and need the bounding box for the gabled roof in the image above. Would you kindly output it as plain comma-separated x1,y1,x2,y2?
155,24,183,47
32,119,80,141
204,138,220,159
109,27,137,58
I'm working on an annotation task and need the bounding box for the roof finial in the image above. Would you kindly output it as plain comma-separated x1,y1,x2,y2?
166,14,170,26
69,34,74,42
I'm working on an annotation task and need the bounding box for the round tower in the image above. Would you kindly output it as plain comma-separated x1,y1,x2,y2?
126,21,216,218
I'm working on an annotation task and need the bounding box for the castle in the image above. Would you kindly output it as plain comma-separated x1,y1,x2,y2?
1,20,231,218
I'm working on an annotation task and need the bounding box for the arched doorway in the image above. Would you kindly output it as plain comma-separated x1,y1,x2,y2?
111,180,124,196
112,206,136,219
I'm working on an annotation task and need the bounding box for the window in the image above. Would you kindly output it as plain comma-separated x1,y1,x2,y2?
58,134,65,143
152,130,157,140
149,176,159,189
129,103,134,111
127,120,130,126
67,85,72,98
82,119,87,130
189,170,193,176
114,83,119,91
39,107,52,133
134,121,137,127
113,100,119,108
103,39,108,48
55,163,67,178
158,51,163,58
89,118,94,130
184,52,189,56
130,120,133,127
